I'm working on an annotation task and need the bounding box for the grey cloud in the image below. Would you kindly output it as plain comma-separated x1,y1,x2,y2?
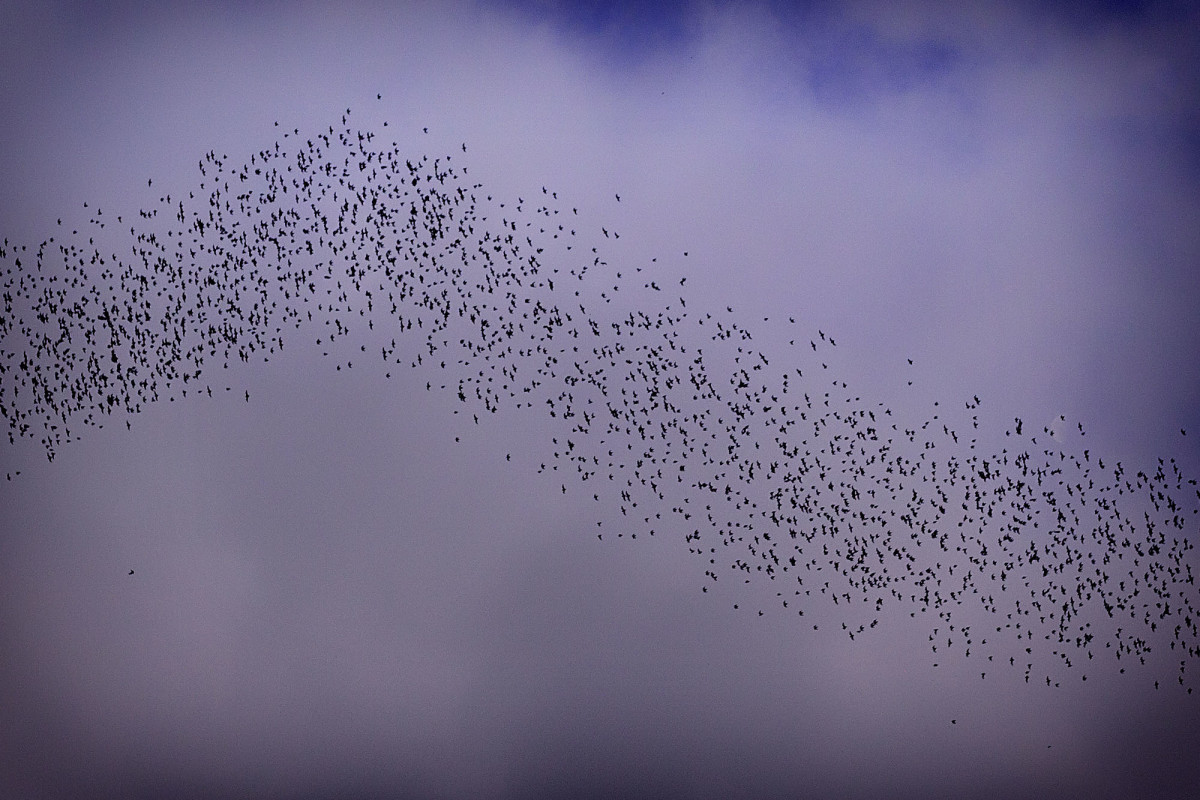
2,2,1199,798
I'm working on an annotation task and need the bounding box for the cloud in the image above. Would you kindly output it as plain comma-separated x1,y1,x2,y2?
2,2,1199,798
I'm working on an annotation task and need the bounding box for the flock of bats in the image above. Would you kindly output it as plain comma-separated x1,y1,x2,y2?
2,104,1196,692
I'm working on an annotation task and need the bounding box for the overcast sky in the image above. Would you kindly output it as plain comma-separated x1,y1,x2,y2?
2,1,1200,798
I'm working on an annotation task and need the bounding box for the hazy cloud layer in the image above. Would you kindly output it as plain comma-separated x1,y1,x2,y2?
2,2,1198,798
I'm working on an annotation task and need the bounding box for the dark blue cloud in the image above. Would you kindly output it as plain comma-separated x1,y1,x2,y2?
493,0,698,66
1031,0,1169,29
493,0,965,107
801,23,964,105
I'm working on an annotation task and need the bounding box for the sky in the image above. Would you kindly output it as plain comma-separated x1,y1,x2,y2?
2,1,1199,798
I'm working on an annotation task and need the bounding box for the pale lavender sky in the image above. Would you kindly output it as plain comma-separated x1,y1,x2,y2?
2,2,1199,798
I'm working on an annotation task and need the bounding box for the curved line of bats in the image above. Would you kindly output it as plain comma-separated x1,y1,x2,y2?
2,106,1196,692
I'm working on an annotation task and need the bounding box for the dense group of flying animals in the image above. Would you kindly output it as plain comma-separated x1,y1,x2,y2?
1,104,1197,692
